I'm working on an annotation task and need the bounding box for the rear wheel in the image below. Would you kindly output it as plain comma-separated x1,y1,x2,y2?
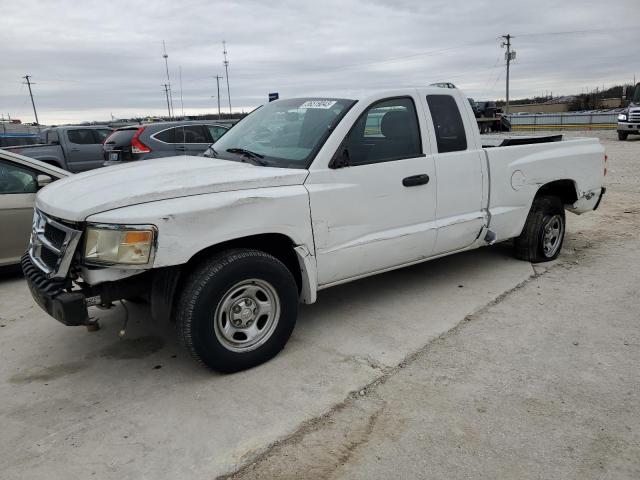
514,195,566,263
618,131,628,141
175,249,298,373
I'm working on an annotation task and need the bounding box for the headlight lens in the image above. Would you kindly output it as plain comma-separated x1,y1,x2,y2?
618,113,628,121
84,225,156,265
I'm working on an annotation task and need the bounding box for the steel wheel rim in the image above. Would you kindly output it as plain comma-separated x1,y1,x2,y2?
542,214,564,257
214,278,280,353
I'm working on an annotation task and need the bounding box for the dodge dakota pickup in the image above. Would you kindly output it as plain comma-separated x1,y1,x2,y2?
22,84,606,372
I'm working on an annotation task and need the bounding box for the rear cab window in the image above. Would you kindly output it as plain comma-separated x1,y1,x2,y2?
66,128,101,145
426,95,467,153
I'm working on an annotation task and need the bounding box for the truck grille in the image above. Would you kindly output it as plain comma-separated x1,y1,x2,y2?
29,210,82,279
629,110,640,123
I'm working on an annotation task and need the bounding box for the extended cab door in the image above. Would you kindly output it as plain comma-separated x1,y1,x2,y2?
64,128,110,171
420,90,486,254
306,94,437,287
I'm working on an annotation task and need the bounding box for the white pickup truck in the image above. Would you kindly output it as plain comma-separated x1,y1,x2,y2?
23,84,606,372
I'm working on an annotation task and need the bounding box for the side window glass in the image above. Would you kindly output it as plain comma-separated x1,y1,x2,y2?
67,129,97,145
175,125,209,144
48,130,59,144
207,125,227,142
0,160,37,194
154,127,177,143
343,97,422,166
426,95,467,153
93,129,112,143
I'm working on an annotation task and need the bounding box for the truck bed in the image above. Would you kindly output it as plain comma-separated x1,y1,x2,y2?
481,134,563,148
482,135,605,242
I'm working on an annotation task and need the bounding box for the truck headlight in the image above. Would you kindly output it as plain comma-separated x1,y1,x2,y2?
618,113,628,121
84,225,157,266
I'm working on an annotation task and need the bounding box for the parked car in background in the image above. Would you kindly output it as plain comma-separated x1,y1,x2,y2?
4,126,112,172
0,149,69,267
103,121,229,165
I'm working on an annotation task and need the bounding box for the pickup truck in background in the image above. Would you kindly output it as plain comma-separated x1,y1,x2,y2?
5,125,112,172
23,84,606,373
617,82,640,140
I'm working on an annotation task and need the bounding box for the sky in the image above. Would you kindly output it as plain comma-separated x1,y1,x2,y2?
1,0,638,125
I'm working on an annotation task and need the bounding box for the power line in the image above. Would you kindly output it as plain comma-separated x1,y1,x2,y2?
501,34,515,114
222,40,231,114
213,75,223,119
22,75,39,126
162,40,174,118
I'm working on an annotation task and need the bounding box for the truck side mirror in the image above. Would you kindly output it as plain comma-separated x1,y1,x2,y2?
37,174,53,188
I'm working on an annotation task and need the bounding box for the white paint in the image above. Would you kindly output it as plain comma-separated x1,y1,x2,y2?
33,87,605,301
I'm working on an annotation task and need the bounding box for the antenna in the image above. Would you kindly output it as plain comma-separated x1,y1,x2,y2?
162,40,174,118
222,40,232,114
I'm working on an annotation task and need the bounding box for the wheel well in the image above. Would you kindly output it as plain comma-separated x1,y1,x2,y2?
535,180,578,205
186,233,303,293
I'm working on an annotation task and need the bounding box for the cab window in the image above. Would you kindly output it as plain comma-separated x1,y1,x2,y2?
426,95,467,153
341,97,422,166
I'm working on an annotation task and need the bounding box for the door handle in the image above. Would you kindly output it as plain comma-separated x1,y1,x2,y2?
175,145,187,151
402,174,430,187
70,148,80,152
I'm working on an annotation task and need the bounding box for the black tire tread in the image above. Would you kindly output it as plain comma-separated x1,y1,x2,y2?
514,195,564,263
175,248,296,372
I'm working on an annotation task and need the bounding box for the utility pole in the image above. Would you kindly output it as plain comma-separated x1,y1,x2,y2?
501,34,515,115
222,41,232,115
162,84,171,118
214,75,222,119
23,75,40,126
162,41,174,118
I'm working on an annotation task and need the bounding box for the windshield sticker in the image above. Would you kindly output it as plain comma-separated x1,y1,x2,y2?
299,100,337,109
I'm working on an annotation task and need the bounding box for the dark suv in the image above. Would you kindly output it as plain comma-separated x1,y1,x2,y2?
103,121,229,165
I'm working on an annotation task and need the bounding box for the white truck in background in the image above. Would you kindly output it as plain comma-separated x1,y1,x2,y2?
23,84,606,373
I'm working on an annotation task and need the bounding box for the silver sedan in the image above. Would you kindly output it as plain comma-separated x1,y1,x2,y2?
0,149,69,267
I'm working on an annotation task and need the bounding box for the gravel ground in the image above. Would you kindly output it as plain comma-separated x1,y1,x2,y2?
1,131,638,480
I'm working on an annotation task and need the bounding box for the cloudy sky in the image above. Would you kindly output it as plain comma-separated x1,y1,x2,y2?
1,0,638,124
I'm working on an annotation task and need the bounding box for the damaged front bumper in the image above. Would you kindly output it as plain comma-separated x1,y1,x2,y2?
22,253,155,326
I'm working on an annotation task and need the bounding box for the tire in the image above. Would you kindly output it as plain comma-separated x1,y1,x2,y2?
514,195,566,263
175,249,298,373
618,131,628,141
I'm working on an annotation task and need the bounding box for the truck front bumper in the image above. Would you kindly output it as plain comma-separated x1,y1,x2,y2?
617,122,640,133
21,253,90,326
22,253,155,326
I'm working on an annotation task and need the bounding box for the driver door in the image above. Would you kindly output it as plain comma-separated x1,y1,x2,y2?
306,95,437,286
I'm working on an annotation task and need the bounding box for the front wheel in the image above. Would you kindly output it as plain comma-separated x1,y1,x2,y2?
175,249,298,373
514,195,566,263
618,131,628,141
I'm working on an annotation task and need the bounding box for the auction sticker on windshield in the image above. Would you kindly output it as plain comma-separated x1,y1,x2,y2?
300,100,337,109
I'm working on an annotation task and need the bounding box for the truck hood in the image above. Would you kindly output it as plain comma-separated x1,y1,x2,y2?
36,156,309,221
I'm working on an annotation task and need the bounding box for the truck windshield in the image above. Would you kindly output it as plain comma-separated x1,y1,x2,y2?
632,83,640,104
210,97,356,169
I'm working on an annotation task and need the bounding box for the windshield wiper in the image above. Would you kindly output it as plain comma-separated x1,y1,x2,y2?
226,148,267,166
